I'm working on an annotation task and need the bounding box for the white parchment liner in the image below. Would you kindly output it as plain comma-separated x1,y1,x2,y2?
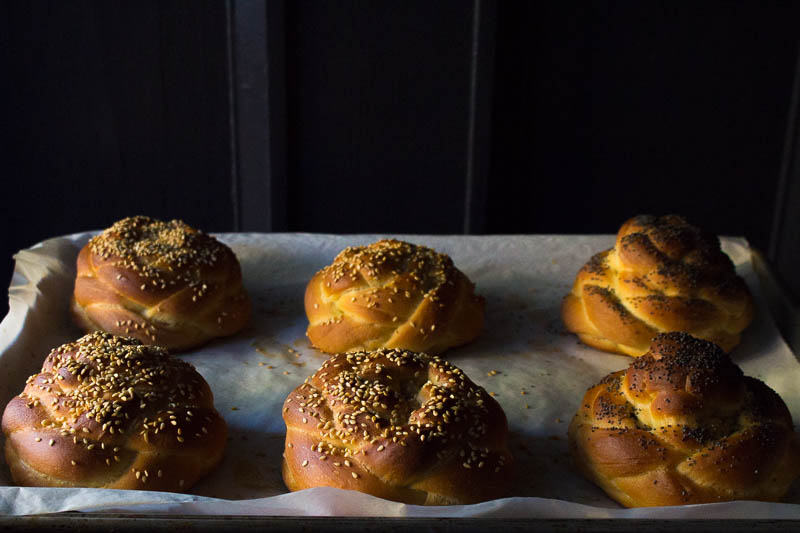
0,232,798,518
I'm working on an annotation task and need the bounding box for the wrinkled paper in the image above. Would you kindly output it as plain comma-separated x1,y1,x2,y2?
1,233,799,518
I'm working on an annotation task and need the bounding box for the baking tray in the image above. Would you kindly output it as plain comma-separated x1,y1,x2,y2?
1,232,799,530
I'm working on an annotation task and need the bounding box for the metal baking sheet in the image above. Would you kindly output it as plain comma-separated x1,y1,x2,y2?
1,232,799,519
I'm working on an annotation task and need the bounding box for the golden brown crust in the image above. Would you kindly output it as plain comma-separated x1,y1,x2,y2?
305,239,484,355
562,215,754,356
71,216,250,351
281,348,513,505
568,332,800,507
1,332,227,492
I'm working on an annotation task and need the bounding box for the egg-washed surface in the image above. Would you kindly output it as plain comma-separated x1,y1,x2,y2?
282,348,512,505
305,239,484,355
569,332,800,507
1,332,227,491
71,216,250,351
562,215,754,356
1,232,799,517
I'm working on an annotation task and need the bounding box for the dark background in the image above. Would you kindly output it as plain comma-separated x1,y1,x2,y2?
2,1,800,320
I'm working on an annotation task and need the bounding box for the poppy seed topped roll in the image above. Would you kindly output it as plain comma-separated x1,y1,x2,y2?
305,239,484,355
281,348,513,504
562,215,754,357
71,216,250,351
568,332,800,507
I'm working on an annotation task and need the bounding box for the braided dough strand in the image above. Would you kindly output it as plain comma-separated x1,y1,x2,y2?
568,332,800,507
305,240,484,355
2,333,227,491
281,348,513,505
72,216,250,351
562,215,754,357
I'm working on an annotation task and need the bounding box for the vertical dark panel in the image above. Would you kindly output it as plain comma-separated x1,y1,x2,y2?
285,0,473,234
90,0,233,232
0,1,13,310
463,0,497,235
1,1,233,319
158,0,233,231
487,2,590,234
487,2,799,250
3,1,233,236
771,44,800,302
228,0,288,232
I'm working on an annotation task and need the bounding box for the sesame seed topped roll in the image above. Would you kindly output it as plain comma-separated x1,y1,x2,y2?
1,332,227,492
281,348,513,505
305,239,484,355
71,216,250,351
568,332,800,507
562,215,754,357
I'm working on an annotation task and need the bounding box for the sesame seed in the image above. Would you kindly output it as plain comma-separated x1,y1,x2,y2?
15,331,218,477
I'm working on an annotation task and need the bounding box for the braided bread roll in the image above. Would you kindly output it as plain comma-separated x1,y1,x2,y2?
71,216,250,351
281,348,513,504
562,215,754,357
2,332,227,491
568,332,800,507
305,239,484,355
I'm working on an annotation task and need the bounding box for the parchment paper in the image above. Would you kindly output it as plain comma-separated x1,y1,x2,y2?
1,232,799,518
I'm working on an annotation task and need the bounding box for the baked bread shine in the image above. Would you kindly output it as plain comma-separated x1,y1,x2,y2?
305,239,484,355
72,216,250,351
281,348,513,504
568,332,800,507
562,215,754,357
2,332,227,491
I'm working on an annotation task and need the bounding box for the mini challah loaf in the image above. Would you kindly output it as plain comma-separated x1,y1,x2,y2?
71,216,250,351
562,215,754,357
305,239,484,355
281,348,513,504
568,332,800,507
2,332,227,491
